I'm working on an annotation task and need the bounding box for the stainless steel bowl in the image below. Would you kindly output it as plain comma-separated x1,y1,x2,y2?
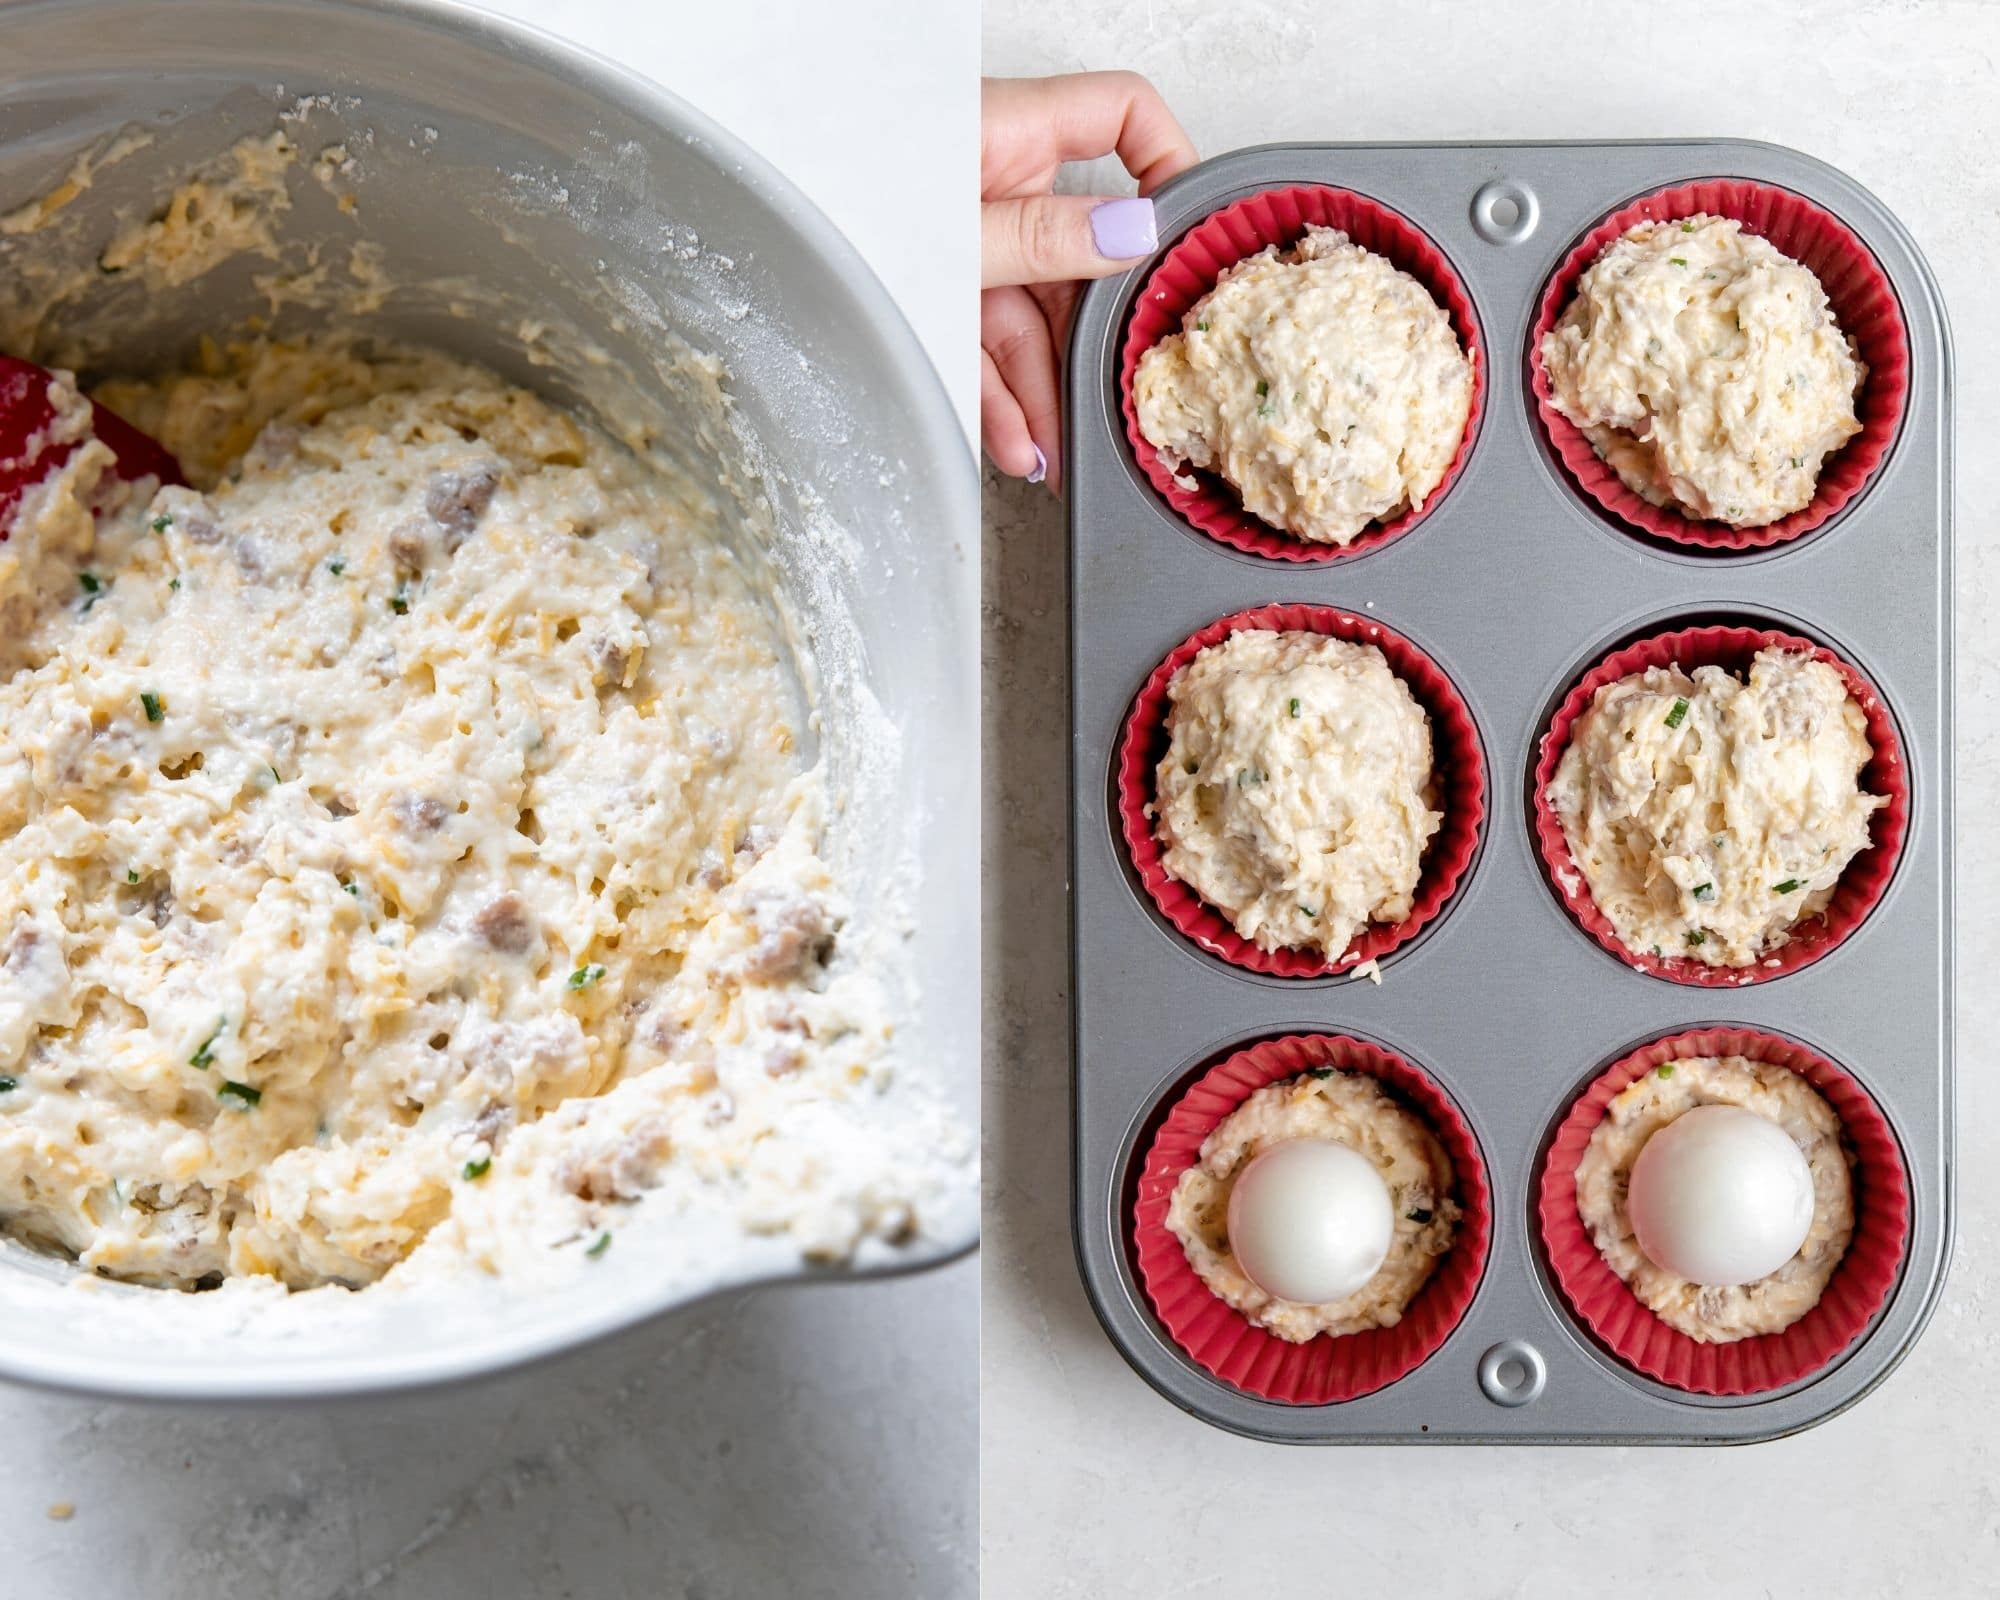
0,0,976,1399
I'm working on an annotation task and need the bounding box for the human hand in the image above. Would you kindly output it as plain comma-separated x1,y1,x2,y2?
981,72,1197,493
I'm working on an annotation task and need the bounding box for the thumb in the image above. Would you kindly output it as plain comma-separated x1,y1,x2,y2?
982,194,1158,289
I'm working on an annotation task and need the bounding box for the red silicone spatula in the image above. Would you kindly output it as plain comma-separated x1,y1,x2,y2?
0,353,184,536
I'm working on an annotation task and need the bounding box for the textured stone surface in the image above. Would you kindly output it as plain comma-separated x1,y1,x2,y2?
0,3,977,1596
982,1,1997,1592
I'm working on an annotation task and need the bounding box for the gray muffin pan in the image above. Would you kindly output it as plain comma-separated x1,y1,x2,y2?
1065,140,1954,1444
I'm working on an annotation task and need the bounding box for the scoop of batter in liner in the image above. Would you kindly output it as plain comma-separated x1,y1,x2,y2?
1540,213,1864,526
1153,629,1439,962
1134,225,1473,545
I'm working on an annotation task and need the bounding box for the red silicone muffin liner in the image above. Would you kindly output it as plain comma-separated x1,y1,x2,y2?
1118,603,1485,978
1119,184,1485,564
1533,623,1907,986
1529,178,1908,550
1537,1025,1910,1396
1133,1033,1492,1404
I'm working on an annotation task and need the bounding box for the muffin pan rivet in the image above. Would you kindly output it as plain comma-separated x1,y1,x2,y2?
1470,179,1538,245
1477,1340,1547,1407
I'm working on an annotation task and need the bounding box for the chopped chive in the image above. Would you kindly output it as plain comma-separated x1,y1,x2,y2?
1649,945,1664,958
1692,882,1715,903
1664,697,1690,729
0,1076,17,1093
126,869,140,884
389,585,410,615
1789,456,1804,469
217,1079,261,1109
1302,1067,1335,1080
463,1156,491,1180
1406,1207,1434,1224
341,880,360,897
1288,697,1301,718
1299,904,1319,919
190,1019,225,1069
585,1230,612,1257
78,572,101,594
329,558,346,576
1195,320,1209,332
140,691,163,723
1773,878,1804,894
1685,929,1708,946
168,578,181,592
567,963,607,990
151,513,174,533
1656,1063,1676,1078
1254,380,1269,398
1669,256,1689,267
1681,219,1697,232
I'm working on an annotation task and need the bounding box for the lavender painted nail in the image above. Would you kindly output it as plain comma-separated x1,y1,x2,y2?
1026,445,1047,485
1090,197,1157,261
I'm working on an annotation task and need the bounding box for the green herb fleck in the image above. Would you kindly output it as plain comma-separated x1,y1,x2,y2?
126,869,140,884
168,578,181,592
341,881,360,897
1669,256,1689,267
1649,945,1664,958
190,1019,225,1069
151,513,173,534
463,1156,491,1181
1789,456,1804,469
1299,904,1319,919
1302,1067,1336,1080
585,1230,612,1258
1686,929,1708,947
140,691,163,723
1255,380,1269,398
79,572,101,594
0,1076,17,1094
1406,1207,1434,1224
329,558,346,576
1773,878,1804,894
1664,697,1690,729
1656,1063,1676,1078
567,963,607,990
389,585,410,616
1681,219,1698,232
1692,882,1715,903
217,1079,261,1110
1288,697,1301,719
1195,320,1209,332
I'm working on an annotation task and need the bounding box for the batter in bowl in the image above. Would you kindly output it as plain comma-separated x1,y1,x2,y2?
1133,225,1473,545
1574,1055,1854,1341
0,335,941,1290
1167,1069,1460,1342
1153,628,1439,962
1540,213,1864,526
1547,645,1885,968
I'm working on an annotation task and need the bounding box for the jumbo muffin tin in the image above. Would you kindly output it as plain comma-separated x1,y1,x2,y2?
1065,140,1953,1444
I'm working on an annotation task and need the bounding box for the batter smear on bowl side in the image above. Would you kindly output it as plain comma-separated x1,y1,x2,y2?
0,336,943,1290
1133,226,1473,546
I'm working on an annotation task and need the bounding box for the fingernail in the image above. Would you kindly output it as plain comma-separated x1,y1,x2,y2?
1090,197,1157,261
1026,445,1047,485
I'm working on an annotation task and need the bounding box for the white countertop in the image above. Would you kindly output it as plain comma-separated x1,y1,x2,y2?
981,0,1997,1592
0,4,977,1597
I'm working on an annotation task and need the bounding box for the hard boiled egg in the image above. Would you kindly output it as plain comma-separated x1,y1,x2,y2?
1226,1137,1392,1305
1627,1104,1814,1286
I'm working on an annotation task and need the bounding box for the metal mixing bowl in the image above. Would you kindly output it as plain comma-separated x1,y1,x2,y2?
0,0,976,1399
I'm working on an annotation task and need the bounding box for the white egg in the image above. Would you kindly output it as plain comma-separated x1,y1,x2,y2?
1225,1137,1393,1305
1628,1104,1815,1286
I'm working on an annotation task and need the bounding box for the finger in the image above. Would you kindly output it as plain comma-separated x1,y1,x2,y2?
1014,71,1199,196
983,192,1157,288
1028,279,1082,362
983,286,1063,492
980,347,1042,482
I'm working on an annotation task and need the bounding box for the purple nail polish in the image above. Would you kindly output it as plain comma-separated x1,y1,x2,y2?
1026,445,1047,485
1090,197,1157,261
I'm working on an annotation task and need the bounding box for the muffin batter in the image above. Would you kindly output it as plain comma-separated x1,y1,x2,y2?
1575,1055,1854,1341
0,336,933,1289
1167,1069,1459,1342
1134,226,1473,544
1540,214,1864,526
1154,629,1439,961
1548,646,1885,967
